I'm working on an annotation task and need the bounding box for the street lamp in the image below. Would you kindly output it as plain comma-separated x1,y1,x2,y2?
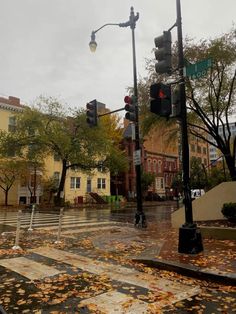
89,7,146,228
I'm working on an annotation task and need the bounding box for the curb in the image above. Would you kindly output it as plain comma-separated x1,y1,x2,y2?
132,258,236,285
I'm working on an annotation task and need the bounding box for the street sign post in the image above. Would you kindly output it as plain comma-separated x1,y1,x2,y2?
184,58,212,79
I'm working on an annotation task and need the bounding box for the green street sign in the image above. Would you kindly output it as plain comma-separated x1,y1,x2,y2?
184,58,212,79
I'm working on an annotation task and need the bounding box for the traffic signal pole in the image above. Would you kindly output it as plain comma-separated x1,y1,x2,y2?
130,8,146,227
176,0,203,253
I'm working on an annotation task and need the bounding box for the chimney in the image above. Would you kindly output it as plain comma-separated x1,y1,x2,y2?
9,96,20,106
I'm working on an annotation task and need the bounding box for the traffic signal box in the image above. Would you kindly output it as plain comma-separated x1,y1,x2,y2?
154,31,172,75
124,95,136,122
171,86,181,118
150,83,172,117
86,99,98,127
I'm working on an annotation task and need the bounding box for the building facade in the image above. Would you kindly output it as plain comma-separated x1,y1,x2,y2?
121,120,210,199
0,96,110,206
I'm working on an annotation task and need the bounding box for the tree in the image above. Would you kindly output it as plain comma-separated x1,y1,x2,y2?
189,157,207,189
141,171,156,198
185,28,236,181
20,159,44,203
138,28,236,181
0,159,25,206
99,113,128,176
41,176,59,204
206,162,231,189
0,96,128,206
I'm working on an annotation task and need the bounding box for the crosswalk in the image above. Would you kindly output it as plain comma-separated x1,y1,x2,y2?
0,210,119,232
0,246,201,313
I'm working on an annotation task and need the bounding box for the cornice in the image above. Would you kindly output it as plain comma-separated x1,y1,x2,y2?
0,102,24,112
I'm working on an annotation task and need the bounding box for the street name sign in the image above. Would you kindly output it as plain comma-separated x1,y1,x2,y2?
184,58,212,79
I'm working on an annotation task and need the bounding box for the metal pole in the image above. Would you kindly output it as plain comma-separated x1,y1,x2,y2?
88,7,146,228
28,204,35,231
55,207,64,244
12,210,22,250
129,7,146,228
176,0,203,254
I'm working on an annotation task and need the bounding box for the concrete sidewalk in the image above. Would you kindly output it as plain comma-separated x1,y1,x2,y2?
90,221,236,285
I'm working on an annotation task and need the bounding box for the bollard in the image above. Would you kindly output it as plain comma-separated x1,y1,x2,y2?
12,210,22,250
0,305,7,314
55,207,64,244
28,204,35,231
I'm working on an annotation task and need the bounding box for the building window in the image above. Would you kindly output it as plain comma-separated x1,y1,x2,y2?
191,144,195,152
53,172,60,187
97,161,105,172
155,178,159,190
203,147,207,155
8,116,16,133
153,160,157,173
160,178,164,189
97,178,106,189
158,160,162,173
147,159,152,172
70,177,80,189
197,146,201,153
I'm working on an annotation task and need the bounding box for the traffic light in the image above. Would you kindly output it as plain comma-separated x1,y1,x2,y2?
86,99,97,127
124,95,136,122
150,83,171,117
154,31,172,74
171,86,181,118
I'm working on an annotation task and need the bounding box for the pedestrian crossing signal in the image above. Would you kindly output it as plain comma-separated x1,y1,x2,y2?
150,83,171,117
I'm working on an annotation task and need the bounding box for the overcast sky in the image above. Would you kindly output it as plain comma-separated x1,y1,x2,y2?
0,0,235,112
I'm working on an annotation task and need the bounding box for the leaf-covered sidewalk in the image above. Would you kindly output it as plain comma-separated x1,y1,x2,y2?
0,221,235,313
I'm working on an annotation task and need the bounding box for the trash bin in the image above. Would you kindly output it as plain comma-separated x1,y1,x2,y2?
77,196,83,204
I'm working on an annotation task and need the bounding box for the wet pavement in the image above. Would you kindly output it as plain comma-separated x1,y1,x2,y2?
0,203,235,313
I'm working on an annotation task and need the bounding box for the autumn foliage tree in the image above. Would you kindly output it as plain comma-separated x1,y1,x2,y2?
138,28,236,181
0,159,25,206
0,96,128,206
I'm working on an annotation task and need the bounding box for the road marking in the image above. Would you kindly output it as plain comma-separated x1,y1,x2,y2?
0,257,64,280
31,246,200,302
79,291,148,313
0,212,116,231
39,221,118,230
61,225,133,235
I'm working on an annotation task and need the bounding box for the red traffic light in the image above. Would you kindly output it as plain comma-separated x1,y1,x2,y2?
124,95,132,104
159,89,165,98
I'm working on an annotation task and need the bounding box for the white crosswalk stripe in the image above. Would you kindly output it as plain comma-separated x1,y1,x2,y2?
0,246,201,312
0,211,117,231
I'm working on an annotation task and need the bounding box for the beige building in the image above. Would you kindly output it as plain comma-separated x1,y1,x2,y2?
0,96,110,206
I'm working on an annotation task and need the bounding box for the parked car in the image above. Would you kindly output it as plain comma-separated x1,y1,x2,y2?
191,189,205,200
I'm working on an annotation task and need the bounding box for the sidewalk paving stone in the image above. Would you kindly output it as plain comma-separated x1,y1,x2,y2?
0,212,235,313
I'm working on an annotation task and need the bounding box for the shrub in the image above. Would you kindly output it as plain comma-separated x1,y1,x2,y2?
221,202,236,222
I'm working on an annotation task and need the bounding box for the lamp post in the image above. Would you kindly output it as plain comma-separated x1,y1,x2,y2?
89,7,146,228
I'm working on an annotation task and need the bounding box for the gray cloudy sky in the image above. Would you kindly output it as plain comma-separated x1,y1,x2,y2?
0,0,235,112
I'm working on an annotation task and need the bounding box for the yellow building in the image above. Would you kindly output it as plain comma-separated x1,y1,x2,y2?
0,96,110,206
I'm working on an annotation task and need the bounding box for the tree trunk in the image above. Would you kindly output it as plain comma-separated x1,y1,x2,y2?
5,189,9,206
224,154,236,181
55,159,67,206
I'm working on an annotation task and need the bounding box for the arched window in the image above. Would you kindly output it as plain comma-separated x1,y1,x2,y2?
153,160,157,173
147,159,152,172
